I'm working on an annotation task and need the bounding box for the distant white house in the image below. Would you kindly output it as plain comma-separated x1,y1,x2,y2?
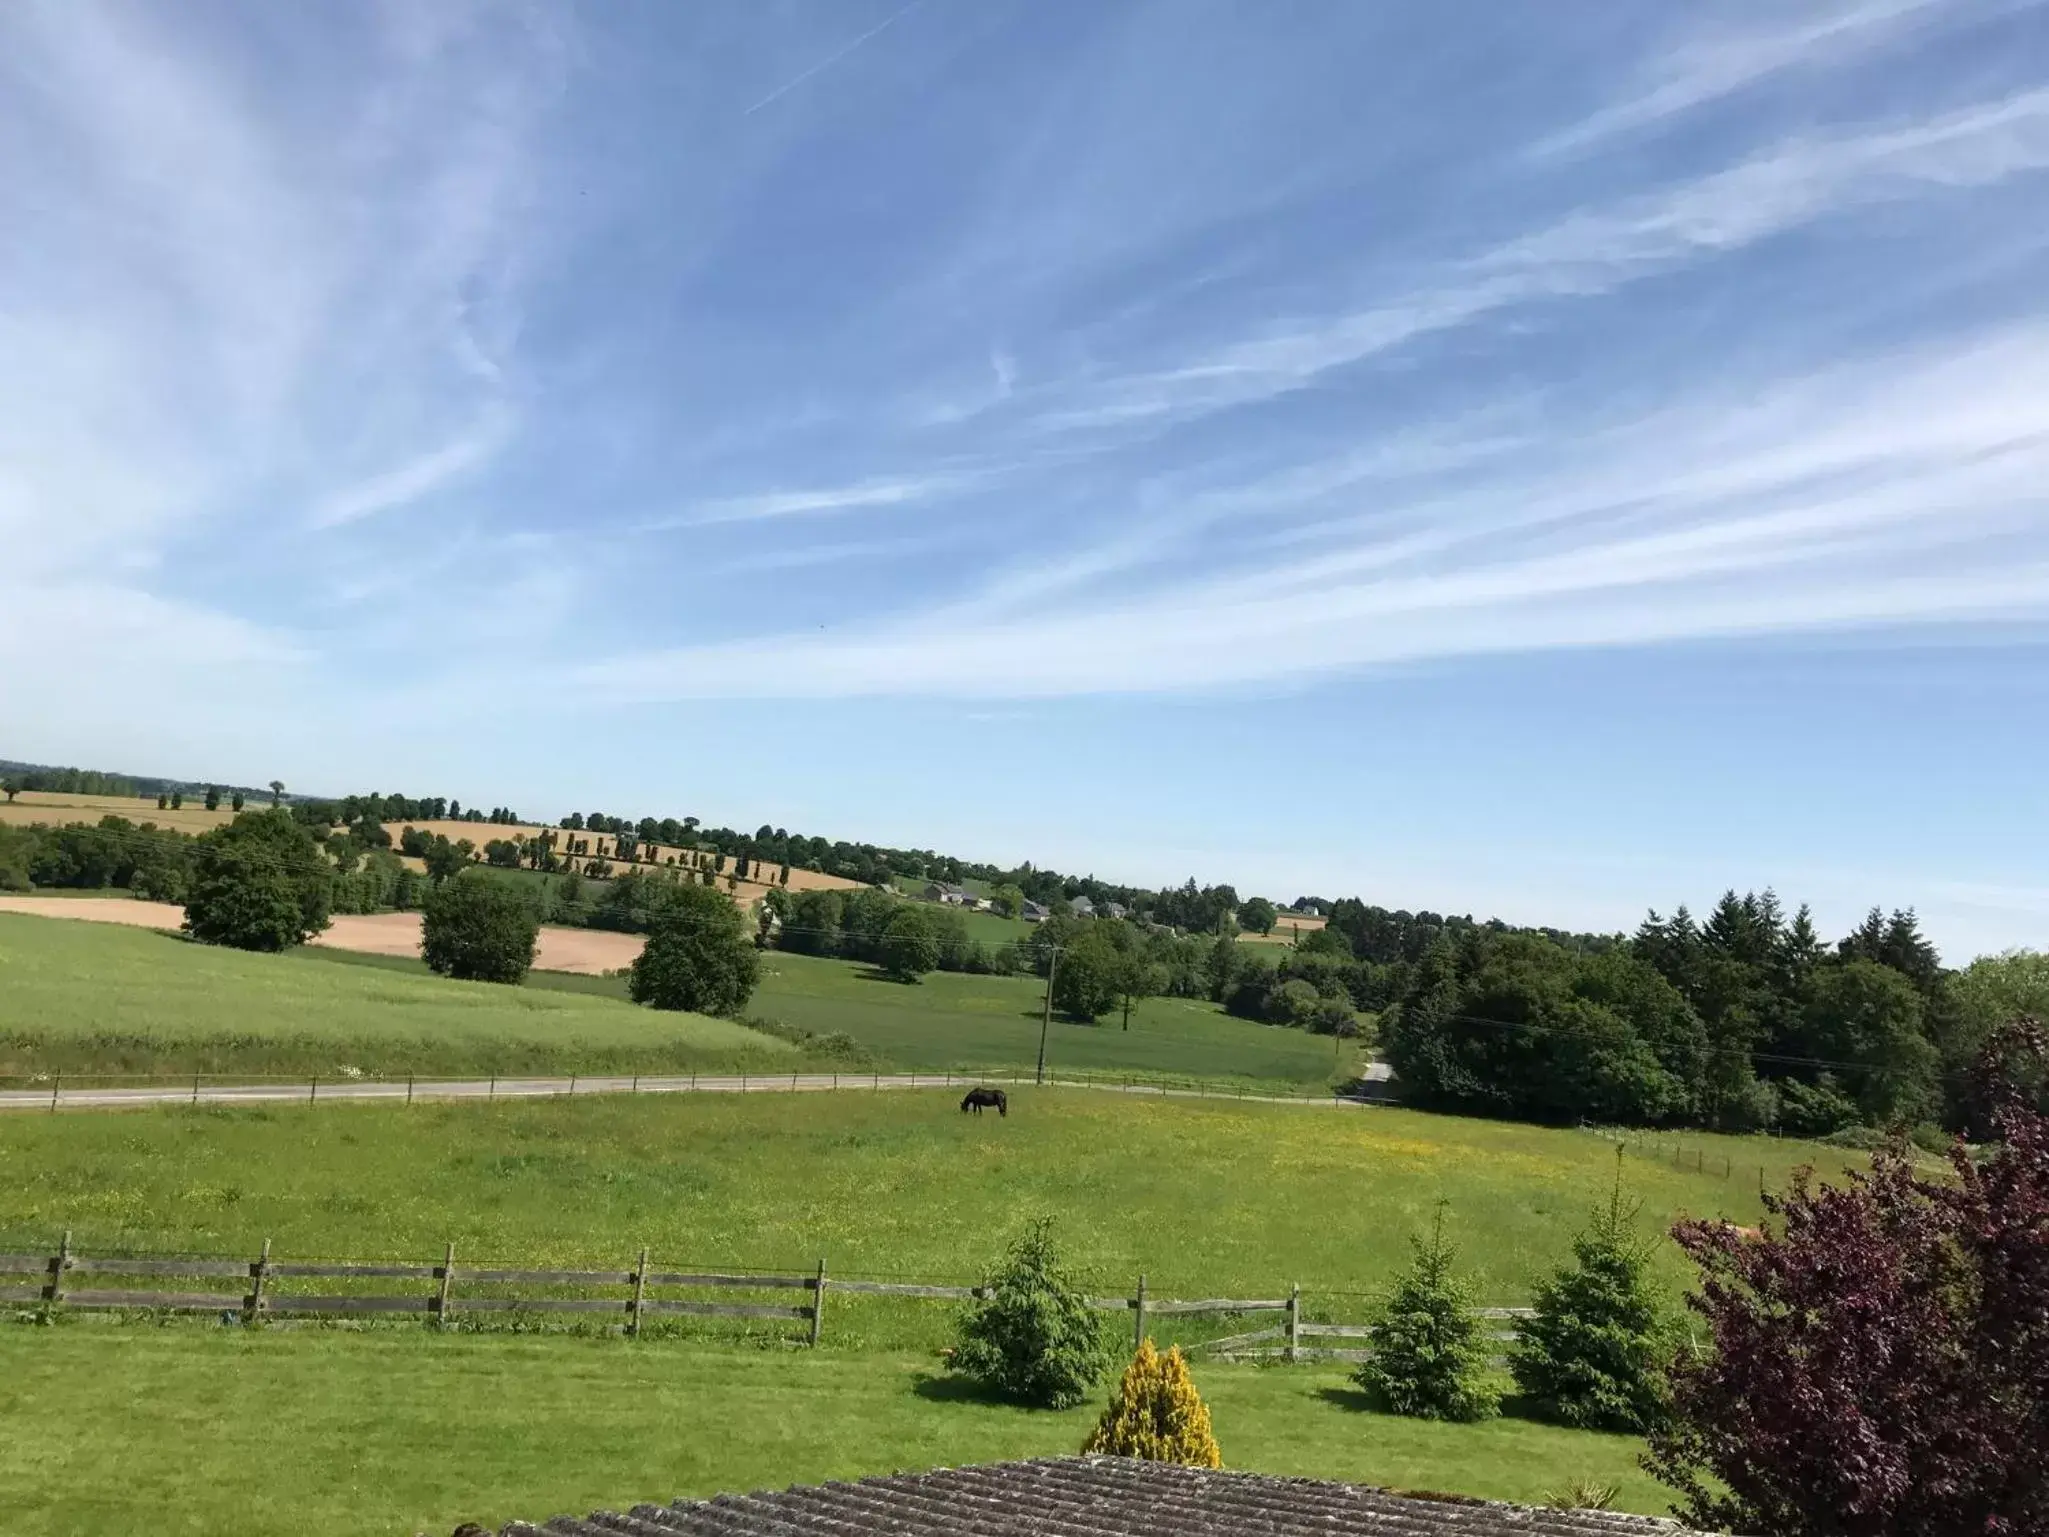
1102,900,1129,920
923,881,974,906
1069,895,1095,918
1021,899,1052,923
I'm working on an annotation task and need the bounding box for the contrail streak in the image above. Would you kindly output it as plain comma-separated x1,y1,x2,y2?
744,0,927,115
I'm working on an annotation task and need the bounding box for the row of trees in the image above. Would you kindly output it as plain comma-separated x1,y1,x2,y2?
1379,888,2037,1135
0,817,197,899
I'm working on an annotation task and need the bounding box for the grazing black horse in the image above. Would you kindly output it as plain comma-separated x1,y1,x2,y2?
960,1087,1007,1117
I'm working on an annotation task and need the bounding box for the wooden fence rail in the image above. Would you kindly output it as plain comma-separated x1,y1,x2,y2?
0,1233,1531,1360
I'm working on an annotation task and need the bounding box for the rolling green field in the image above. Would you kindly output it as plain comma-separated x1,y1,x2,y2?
0,911,1363,1087
0,1089,1845,1304
749,950,1361,1084
0,913,794,1078
0,1332,1675,1537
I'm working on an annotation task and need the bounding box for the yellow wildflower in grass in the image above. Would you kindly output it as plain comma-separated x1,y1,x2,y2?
1081,1338,1223,1468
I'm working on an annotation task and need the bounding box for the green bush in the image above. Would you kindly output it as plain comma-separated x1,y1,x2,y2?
422,874,540,984
1353,1205,1499,1422
628,884,760,1015
952,1217,1114,1409
879,906,939,983
182,810,332,952
1509,1166,1672,1432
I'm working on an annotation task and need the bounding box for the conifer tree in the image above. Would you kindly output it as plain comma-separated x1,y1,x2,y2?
1083,1339,1223,1467
1354,1203,1498,1421
952,1217,1112,1409
1510,1152,1672,1432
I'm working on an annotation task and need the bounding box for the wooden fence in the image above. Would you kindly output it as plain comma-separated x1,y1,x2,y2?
0,1233,1526,1358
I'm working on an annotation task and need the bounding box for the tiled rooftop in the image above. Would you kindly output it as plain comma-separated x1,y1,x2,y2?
498,1456,1703,1537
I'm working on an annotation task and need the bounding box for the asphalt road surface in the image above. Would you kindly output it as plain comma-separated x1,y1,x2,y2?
0,1064,1393,1114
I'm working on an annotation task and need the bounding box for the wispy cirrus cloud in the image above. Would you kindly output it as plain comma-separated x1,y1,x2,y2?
307,407,515,529
574,322,2049,700
1014,86,2049,440
0,0,563,712
649,474,965,528
1533,0,1970,157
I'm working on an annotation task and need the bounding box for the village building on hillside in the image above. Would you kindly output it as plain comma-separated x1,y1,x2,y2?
494,1456,1712,1537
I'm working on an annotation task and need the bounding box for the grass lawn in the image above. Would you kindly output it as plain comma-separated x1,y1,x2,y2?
0,1090,1850,1309
0,912,794,1078
0,1328,1679,1536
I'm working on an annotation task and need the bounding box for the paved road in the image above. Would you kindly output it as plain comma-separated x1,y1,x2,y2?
0,1066,1391,1114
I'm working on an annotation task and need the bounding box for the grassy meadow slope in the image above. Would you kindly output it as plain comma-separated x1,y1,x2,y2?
750,950,1361,1084
0,911,1366,1086
0,1089,1846,1304
0,913,791,1077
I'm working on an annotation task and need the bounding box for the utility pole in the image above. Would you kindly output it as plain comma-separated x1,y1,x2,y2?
1036,946,1061,1085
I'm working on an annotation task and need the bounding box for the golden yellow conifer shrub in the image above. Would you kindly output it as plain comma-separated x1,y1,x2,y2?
1081,1339,1223,1468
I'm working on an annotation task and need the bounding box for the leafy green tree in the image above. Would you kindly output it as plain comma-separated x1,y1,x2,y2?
0,827,34,890
628,884,760,1014
1510,1159,1673,1432
1270,977,1321,1026
182,809,332,952
422,835,470,883
880,905,940,982
1053,928,1123,1021
1239,896,1277,936
952,1217,1114,1409
1354,1205,1499,1422
1798,959,1938,1124
781,888,844,957
421,873,539,984
203,786,221,812
990,883,1026,919
229,792,244,812
267,780,284,807
0,779,19,804
169,791,183,810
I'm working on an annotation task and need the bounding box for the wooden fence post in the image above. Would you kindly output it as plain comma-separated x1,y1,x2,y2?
192,1072,201,1106
309,1075,317,1103
1133,1273,1147,1349
45,1230,70,1307
49,1074,59,1113
630,1247,649,1338
435,1242,456,1327
1287,1284,1301,1364
810,1258,827,1347
407,1073,414,1106
247,1237,271,1321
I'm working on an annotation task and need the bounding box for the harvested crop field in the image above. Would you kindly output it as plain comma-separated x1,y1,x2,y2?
0,789,238,836
0,898,641,975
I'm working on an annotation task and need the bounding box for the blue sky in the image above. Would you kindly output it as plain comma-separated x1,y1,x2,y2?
4,0,2047,957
